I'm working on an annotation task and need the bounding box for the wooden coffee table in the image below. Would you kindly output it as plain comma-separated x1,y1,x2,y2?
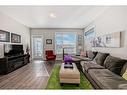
59,63,80,86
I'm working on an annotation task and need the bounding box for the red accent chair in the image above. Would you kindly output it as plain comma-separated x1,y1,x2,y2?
45,50,56,61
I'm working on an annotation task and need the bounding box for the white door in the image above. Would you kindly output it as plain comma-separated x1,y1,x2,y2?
32,36,43,59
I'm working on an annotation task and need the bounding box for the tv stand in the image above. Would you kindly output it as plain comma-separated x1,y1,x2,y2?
0,54,30,74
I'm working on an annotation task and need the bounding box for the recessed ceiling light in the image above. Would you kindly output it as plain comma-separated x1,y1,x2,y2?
50,13,56,18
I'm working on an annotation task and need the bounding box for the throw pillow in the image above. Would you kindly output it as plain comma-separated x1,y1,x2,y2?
104,55,126,75
93,52,109,66
87,51,98,59
122,69,127,80
80,51,87,57
120,63,127,76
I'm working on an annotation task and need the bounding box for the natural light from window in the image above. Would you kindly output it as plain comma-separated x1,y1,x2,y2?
55,33,76,54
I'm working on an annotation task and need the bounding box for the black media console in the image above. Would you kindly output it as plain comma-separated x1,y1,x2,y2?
0,54,30,74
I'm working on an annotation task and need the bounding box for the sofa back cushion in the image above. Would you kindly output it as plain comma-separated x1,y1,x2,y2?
93,52,109,66
103,55,126,75
87,51,98,60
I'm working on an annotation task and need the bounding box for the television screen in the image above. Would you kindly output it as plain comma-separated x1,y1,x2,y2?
12,45,23,51
4,44,12,53
4,44,23,56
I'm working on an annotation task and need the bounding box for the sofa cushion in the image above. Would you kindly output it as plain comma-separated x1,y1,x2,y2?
88,69,127,89
93,52,109,66
103,55,126,75
87,51,98,60
80,61,104,73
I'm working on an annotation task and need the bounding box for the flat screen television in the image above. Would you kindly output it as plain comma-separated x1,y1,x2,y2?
4,44,24,56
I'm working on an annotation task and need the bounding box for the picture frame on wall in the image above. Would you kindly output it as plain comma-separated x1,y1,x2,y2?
84,27,95,47
46,39,52,44
0,30,10,42
11,33,21,43
92,32,121,48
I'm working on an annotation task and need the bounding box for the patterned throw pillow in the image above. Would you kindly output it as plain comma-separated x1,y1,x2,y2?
122,69,127,80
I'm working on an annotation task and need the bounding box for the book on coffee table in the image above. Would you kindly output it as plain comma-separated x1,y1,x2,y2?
64,63,73,68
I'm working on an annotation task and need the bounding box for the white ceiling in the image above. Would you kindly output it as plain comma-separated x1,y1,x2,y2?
0,6,109,28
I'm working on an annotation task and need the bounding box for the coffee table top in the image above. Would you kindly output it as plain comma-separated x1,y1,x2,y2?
60,63,80,77
59,63,80,84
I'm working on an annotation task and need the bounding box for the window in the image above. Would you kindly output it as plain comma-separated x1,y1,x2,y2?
55,33,76,54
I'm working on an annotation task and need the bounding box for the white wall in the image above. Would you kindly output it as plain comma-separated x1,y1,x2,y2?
30,28,83,60
0,11,30,55
84,6,127,59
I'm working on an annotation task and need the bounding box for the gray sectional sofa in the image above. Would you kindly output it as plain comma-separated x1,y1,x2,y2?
80,51,127,89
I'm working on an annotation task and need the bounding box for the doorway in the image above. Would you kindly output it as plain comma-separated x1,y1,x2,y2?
32,35,43,59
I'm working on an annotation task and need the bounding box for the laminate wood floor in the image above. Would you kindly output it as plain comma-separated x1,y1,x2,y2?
0,60,61,89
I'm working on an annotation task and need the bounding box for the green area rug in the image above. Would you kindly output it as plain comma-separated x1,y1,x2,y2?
46,64,92,89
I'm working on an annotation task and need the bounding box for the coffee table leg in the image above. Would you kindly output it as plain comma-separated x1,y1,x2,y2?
60,83,63,86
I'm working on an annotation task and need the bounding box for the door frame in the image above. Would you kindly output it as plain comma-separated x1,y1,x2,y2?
31,35,43,59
